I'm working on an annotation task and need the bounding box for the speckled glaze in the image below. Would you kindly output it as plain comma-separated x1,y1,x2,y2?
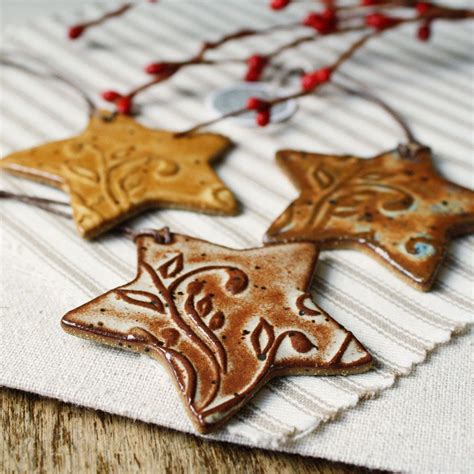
0,113,237,238
61,231,372,433
265,144,474,291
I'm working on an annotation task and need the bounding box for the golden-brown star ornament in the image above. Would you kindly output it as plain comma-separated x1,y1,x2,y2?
265,144,474,291
62,230,372,433
0,112,238,238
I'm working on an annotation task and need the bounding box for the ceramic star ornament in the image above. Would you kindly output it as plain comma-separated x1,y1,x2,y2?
0,112,238,238
61,229,372,433
265,143,474,291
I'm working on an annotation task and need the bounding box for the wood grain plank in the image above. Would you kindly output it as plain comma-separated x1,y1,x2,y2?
0,388,380,473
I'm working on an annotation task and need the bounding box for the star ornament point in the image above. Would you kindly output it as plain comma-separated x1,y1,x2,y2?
61,232,372,433
0,113,238,238
265,145,474,291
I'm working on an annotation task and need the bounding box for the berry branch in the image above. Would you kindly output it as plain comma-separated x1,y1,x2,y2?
67,1,474,125
183,1,473,130
178,28,383,134
107,23,370,115
68,1,161,39
100,21,306,114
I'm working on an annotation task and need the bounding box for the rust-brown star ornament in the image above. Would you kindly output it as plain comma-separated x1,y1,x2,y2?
62,229,372,433
0,113,238,238
265,144,474,291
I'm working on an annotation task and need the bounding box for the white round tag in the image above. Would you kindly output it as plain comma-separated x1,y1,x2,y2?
206,82,298,128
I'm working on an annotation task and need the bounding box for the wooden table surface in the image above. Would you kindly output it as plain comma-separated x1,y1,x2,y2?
0,388,379,473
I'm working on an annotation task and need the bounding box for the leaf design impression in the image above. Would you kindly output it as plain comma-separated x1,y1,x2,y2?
208,311,225,330
250,318,275,359
296,293,321,316
115,289,165,313
187,280,204,295
311,166,334,190
161,327,180,346
196,294,213,318
225,268,248,295
288,332,315,353
159,253,184,278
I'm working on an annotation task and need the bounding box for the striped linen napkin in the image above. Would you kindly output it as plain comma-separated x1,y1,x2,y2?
1,0,472,468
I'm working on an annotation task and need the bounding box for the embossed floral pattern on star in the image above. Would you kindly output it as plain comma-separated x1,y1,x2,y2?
61,231,372,433
265,145,474,290
0,113,238,238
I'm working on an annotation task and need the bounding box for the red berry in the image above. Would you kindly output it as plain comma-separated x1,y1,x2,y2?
307,13,324,30
303,12,319,27
302,11,335,35
116,96,132,115
145,62,169,74
416,2,431,15
247,55,267,69
365,13,397,30
321,8,338,33
68,25,85,40
245,56,267,82
101,90,121,102
322,8,336,22
301,73,319,91
245,67,262,82
256,110,270,127
314,67,332,83
270,0,290,10
417,23,431,41
361,0,379,5
246,97,267,111
314,19,330,34
301,67,332,91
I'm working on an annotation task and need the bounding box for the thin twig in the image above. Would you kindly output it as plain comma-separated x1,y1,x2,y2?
194,22,300,61
85,3,134,28
269,25,366,58
69,2,135,38
336,0,415,13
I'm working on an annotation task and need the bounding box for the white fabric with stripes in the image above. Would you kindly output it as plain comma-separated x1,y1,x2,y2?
0,0,472,453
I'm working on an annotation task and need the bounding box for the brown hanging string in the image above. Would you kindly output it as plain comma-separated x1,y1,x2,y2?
0,190,72,219
331,79,425,161
331,74,417,145
0,191,170,242
0,51,96,117
120,226,172,244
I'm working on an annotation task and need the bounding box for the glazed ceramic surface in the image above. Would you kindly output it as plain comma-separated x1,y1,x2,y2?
62,231,372,432
0,113,237,238
265,144,474,290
